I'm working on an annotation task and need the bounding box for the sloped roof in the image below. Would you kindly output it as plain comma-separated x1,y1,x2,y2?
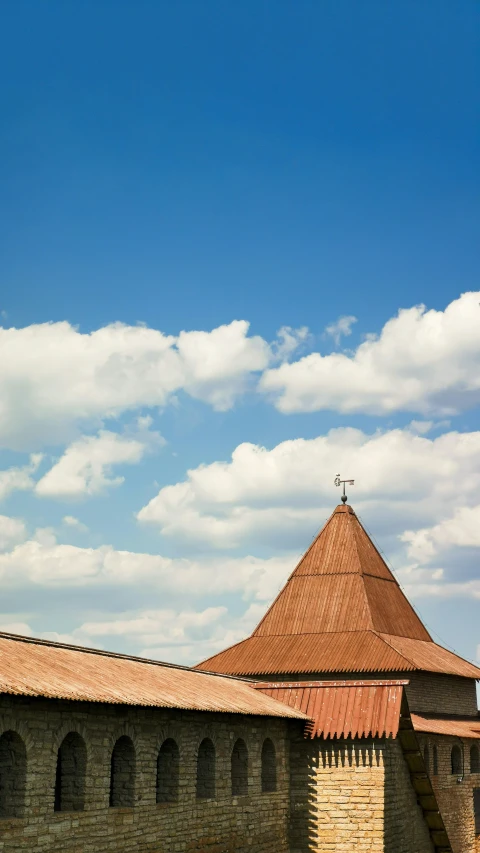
198,504,480,680
412,713,480,739
0,631,306,719
255,680,407,739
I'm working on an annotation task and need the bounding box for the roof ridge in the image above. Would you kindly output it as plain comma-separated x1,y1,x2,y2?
374,631,418,670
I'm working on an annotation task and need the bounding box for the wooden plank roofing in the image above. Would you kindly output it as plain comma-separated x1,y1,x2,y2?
198,504,480,680
0,632,307,719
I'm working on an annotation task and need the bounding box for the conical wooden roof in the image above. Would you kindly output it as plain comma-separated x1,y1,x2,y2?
198,504,480,679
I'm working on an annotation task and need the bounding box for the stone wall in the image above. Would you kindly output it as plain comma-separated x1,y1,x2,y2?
405,672,479,715
418,732,480,853
288,734,433,853
0,694,291,853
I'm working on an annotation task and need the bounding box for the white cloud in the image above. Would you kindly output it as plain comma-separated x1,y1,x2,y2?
0,454,43,501
78,606,227,646
324,315,357,346
62,515,88,532
401,505,480,563
271,326,310,361
2,294,480,453
0,320,269,450
35,428,161,499
0,515,27,552
0,621,33,636
137,425,480,549
0,532,294,602
260,291,480,415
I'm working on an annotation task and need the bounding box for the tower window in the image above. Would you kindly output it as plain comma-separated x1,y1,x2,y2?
451,745,462,776
471,746,480,775
433,744,439,775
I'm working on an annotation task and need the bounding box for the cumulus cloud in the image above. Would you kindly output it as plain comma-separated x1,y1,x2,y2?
0,319,270,450
0,454,43,501
271,326,310,361
401,505,480,563
2,294,480,453
137,425,480,549
324,315,357,346
0,515,27,552
6,602,270,666
260,291,480,415
0,532,294,602
35,427,161,499
62,515,88,532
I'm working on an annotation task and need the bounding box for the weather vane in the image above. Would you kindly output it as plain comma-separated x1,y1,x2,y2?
334,474,354,504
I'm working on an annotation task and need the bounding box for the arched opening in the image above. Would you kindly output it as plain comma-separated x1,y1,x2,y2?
109,736,135,808
156,739,179,803
261,738,277,793
231,738,248,797
470,745,480,774
54,732,87,812
433,744,439,775
0,731,26,818
451,744,462,776
196,738,215,800
423,743,430,774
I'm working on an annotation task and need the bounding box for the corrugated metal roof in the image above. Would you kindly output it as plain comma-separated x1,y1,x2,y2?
197,504,480,681
254,574,373,635
412,713,480,739
255,680,407,739
198,630,480,679
294,505,394,581
379,635,480,679
0,632,306,719
252,505,430,642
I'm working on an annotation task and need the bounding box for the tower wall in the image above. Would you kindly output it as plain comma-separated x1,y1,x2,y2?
417,732,480,853
288,734,433,853
254,671,479,716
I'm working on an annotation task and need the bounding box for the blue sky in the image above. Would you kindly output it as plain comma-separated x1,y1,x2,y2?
0,1,479,670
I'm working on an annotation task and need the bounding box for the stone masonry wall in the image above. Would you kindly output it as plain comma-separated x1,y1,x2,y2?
288,734,433,853
0,694,291,853
418,733,480,853
405,672,479,715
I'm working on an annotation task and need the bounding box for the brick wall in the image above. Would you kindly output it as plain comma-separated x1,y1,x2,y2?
418,733,480,853
288,734,433,853
0,695,291,853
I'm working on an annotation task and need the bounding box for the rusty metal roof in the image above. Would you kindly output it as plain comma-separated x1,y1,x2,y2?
255,680,407,739
198,630,480,679
412,713,480,739
0,632,307,719
197,504,480,681
252,505,431,641
200,631,410,675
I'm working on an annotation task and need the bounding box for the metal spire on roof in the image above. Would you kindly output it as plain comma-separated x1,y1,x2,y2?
334,474,354,504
